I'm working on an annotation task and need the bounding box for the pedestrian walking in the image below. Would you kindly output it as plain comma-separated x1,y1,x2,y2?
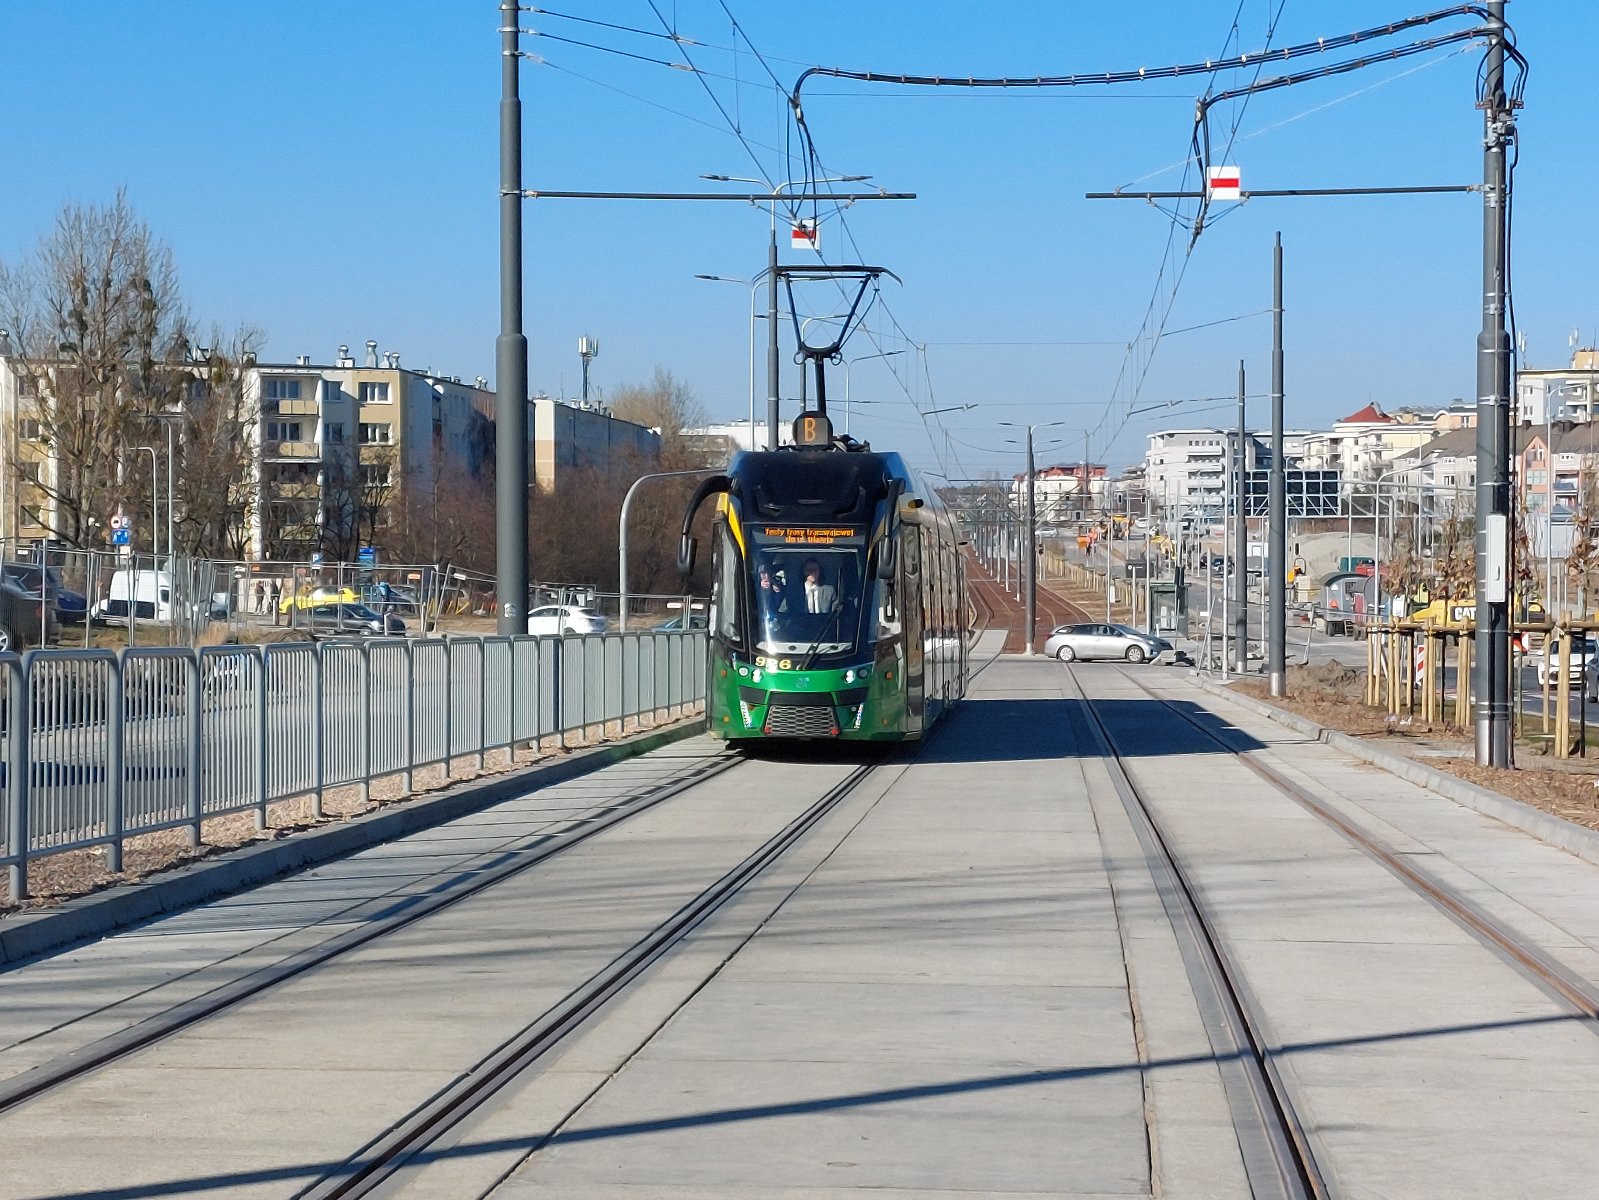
253,582,266,615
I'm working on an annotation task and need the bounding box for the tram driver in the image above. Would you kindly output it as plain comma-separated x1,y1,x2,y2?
801,558,839,614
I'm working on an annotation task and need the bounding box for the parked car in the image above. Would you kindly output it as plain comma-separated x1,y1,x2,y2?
280,585,360,613
362,582,420,613
303,602,406,637
3,562,86,625
0,571,52,652
654,612,708,631
1044,622,1172,664
526,605,607,636
1535,637,1596,688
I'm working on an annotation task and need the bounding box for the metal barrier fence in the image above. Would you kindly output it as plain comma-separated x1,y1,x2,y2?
0,630,708,899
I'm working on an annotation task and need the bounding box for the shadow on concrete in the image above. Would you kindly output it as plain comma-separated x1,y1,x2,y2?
27,1008,1588,1200
916,696,1266,764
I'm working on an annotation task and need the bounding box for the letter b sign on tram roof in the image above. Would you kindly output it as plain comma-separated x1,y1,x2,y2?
793,411,833,447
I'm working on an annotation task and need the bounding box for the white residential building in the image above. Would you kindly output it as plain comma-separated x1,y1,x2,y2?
1009,463,1108,524
1143,428,1312,516
1296,404,1439,482
1516,349,1599,426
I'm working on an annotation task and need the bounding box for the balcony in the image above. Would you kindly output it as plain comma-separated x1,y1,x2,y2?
263,440,321,461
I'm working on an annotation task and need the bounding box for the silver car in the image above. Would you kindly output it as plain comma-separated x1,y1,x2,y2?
1044,622,1171,664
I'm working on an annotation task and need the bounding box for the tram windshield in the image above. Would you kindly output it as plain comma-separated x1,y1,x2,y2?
748,540,868,658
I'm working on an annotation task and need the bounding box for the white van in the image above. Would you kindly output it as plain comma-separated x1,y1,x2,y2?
93,569,175,622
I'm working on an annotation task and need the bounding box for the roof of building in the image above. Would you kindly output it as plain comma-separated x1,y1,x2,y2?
1337,403,1393,424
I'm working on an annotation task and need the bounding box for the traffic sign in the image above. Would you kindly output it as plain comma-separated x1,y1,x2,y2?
791,219,819,252
358,545,376,567
111,527,130,546
1207,164,1241,201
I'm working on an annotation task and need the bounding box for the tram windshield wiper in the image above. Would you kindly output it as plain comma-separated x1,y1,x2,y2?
799,604,847,670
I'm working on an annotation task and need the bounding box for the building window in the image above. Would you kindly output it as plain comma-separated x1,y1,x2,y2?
17,461,41,484
17,418,41,441
324,422,345,445
20,505,43,529
359,382,390,404
265,420,304,442
265,378,302,402
361,463,391,488
359,422,392,445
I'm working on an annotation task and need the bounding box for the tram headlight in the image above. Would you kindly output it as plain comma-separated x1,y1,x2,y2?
844,669,855,684
752,668,763,683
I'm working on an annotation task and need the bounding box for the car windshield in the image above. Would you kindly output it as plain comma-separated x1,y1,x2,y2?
749,542,868,659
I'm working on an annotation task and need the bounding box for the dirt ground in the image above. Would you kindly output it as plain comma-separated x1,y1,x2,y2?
1233,663,1599,834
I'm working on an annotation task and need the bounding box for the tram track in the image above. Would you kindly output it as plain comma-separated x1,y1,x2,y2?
1063,667,1327,1200
1115,667,1599,1031
297,756,890,1199
0,751,744,1117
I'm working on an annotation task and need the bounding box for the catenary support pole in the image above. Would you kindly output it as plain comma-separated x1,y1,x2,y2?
1269,234,1288,696
1235,360,1249,675
1474,0,1513,767
496,1,530,636
767,224,780,448
1024,428,1037,654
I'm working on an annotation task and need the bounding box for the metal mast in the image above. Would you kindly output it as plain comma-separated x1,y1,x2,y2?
1473,0,1514,766
496,1,530,636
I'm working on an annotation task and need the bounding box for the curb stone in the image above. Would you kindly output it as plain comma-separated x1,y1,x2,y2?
0,719,710,968
1188,673,1599,870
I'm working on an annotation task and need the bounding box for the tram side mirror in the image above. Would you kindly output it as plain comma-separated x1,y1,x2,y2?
675,474,732,580
876,539,898,581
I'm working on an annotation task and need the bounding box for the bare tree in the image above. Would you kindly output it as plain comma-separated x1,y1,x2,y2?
322,442,396,563
1567,463,1599,615
607,368,707,469
171,329,263,559
0,192,191,547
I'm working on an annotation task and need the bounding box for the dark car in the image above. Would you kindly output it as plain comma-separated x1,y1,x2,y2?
654,613,708,631
304,602,406,637
0,571,53,652
3,562,85,625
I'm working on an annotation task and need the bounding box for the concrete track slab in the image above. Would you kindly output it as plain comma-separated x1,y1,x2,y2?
517,1058,1148,1196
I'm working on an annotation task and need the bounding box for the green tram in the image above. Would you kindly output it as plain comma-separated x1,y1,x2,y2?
679,439,968,742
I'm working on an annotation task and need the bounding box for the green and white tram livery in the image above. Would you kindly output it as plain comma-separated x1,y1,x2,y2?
680,441,968,743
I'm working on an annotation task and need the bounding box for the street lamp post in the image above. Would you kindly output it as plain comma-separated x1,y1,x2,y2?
695,272,769,450
1371,461,1429,617
840,350,905,436
619,468,719,631
153,409,184,563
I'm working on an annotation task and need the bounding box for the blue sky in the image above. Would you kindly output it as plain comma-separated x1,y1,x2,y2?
2,2,1592,480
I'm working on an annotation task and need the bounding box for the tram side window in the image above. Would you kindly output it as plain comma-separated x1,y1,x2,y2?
902,526,922,578
712,525,741,642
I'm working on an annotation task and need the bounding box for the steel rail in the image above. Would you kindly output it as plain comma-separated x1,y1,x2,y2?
0,753,742,1116
1065,671,1325,1200
1120,671,1599,1026
298,759,886,1200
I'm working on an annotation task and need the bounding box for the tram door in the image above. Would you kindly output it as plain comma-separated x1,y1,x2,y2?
900,526,926,722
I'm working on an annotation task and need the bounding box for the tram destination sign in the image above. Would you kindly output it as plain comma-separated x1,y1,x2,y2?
754,525,865,546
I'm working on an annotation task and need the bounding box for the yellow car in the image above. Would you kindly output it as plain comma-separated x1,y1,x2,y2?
280,585,360,613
